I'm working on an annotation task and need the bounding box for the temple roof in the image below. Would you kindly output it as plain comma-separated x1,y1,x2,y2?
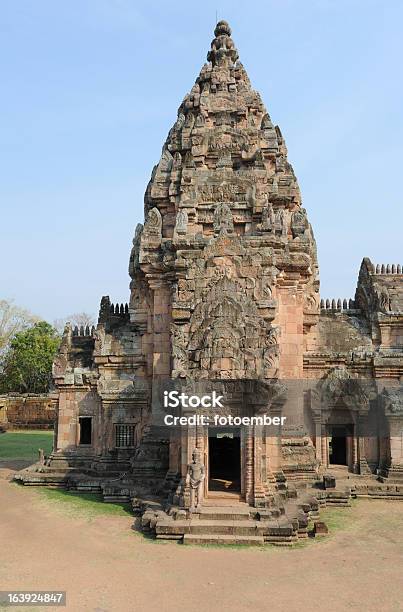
141,20,303,232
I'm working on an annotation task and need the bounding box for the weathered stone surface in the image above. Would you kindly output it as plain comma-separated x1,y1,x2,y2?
313,521,329,536
323,474,336,489
15,21,403,545
0,394,56,430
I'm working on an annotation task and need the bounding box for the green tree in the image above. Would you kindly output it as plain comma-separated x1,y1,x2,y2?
0,299,38,361
0,322,60,394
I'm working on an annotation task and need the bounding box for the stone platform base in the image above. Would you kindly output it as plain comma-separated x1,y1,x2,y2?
139,490,321,546
13,463,403,546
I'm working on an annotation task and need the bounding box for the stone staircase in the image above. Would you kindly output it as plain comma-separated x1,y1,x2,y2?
139,491,321,546
378,465,403,484
158,503,265,546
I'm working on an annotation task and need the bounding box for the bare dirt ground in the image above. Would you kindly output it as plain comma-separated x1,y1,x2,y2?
1,464,402,612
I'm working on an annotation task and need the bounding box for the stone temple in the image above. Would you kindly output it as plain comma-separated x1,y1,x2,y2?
17,21,403,545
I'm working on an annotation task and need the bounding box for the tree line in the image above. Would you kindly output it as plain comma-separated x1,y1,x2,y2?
0,299,95,394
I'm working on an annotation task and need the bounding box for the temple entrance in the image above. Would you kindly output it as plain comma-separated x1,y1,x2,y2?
208,430,241,494
329,425,348,465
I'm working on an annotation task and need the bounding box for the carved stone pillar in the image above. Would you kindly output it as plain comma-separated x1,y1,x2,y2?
387,417,403,471
245,426,254,505
314,419,322,465
253,425,266,507
150,282,171,379
203,427,209,499
164,430,181,499
196,423,204,450
321,426,328,468
176,423,193,508
357,414,372,475
352,425,359,473
240,427,245,497
195,423,206,505
187,424,197,469
266,407,282,473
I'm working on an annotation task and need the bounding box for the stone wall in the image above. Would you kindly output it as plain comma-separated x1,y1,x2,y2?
0,394,56,430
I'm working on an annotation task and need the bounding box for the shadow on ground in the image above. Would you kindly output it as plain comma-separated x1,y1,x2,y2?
0,458,34,470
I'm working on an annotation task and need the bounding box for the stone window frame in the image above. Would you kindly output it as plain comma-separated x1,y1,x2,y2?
115,424,136,448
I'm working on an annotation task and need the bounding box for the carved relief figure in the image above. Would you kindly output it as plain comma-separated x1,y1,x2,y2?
174,209,188,235
172,151,182,170
213,202,234,234
143,207,162,238
186,448,205,511
128,223,143,276
291,208,307,238
261,196,275,232
263,327,280,377
378,289,391,312
171,324,189,378
276,208,287,236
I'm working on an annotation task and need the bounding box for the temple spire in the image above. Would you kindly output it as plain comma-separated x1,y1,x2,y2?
207,20,239,66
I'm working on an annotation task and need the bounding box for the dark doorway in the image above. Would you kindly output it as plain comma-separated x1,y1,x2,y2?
79,417,92,445
209,431,240,493
329,426,347,465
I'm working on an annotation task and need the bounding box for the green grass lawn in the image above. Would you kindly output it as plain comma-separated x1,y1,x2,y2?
0,430,133,521
317,503,356,532
0,430,53,461
39,488,133,518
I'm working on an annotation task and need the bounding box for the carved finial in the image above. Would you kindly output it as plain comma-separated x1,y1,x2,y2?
208,20,238,66
214,20,231,37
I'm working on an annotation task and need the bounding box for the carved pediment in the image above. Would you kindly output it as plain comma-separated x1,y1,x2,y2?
186,275,278,379
316,367,376,411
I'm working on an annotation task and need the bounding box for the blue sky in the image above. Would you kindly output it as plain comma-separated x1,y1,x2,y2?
1,0,402,322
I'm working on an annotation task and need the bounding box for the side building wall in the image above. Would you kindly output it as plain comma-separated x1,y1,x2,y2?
0,394,56,430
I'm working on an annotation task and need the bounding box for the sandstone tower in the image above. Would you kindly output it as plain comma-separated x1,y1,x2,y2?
17,21,403,545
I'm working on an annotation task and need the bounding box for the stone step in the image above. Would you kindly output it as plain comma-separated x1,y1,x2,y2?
156,519,266,537
203,494,243,504
183,534,264,546
191,520,265,536
197,506,252,521
264,535,298,546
